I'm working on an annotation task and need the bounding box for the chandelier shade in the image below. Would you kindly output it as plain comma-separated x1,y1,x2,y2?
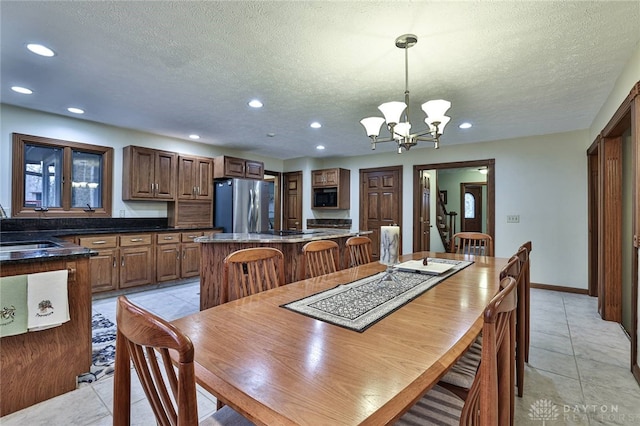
360,34,452,153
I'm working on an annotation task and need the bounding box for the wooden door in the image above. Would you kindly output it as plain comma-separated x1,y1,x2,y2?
181,243,201,278
129,147,155,198
89,248,118,292
156,244,180,282
461,183,484,232
178,156,196,199
283,171,302,231
120,246,154,288
360,166,402,261
418,171,431,251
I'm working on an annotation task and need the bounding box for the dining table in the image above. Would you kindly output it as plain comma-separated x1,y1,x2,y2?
171,251,508,425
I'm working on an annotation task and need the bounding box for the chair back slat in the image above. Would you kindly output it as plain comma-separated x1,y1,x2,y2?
301,240,339,279
344,236,372,268
451,232,494,256
224,247,285,302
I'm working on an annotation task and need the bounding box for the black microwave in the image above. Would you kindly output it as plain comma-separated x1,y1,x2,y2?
313,188,337,208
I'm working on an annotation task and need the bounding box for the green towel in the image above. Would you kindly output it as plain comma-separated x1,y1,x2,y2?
0,274,28,337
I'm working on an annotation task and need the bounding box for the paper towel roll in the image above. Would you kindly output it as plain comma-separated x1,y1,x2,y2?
380,225,400,266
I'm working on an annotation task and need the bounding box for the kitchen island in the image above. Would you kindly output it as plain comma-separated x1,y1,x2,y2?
196,229,371,309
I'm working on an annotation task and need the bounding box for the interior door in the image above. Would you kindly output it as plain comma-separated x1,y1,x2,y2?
419,171,431,251
461,183,484,232
360,166,402,261
283,171,302,231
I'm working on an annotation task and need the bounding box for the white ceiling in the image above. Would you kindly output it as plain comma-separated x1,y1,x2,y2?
1,1,639,160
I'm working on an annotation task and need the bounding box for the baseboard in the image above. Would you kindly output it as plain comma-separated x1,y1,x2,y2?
530,282,589,295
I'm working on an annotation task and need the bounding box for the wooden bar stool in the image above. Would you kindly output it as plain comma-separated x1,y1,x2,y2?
344,236,372,268
223,247,285,303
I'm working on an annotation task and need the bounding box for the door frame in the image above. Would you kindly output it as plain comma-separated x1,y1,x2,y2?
413,159,495,253
264,170,282,231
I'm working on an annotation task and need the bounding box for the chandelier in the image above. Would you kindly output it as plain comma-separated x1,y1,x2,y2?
360,34,451,154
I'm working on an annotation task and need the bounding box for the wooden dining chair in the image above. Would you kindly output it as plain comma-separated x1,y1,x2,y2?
438,257,518,400
300,240,339,280
223,247,285,303
113,296,252,426
450,232,494,256
344,236,373,268
396,275,518,426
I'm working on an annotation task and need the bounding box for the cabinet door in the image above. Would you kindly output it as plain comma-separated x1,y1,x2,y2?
181,243,201,278
312,170,326,187
89,248,118,292
128,147,156,198
283,171,302,230
120,246,154,288
154,151,177,200
324,168,339,185
156,244,180,282
196,158,213,200
224,157,246,177
244,160,264,180
178,156,197,200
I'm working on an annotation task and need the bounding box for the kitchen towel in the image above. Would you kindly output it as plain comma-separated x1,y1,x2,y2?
0,275,29,337
27,269,70,331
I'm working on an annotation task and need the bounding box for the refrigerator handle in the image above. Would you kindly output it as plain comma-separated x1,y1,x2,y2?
248,188,255,233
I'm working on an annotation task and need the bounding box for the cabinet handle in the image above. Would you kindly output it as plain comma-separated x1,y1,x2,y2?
176,249,180,260
121,256,125,267
130,238,143,242
183,250,187,259
196,186,200,196
187,235,197,239
113,256,117,268
92,240,107,245
163,236,174,240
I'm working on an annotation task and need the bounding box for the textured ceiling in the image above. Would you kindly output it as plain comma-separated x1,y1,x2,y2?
1,1,639,160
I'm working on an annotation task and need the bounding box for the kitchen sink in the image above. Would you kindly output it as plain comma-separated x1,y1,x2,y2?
0,241,60,252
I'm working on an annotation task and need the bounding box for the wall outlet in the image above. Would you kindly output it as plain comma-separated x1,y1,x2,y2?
507,214,520,223
119,210,125,218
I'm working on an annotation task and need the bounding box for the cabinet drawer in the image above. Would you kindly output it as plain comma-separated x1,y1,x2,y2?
181,231,204,243
120,234,152,247
157,233,181,244
79,235,118,249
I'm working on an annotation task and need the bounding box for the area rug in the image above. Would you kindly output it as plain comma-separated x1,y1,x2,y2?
282,259,473,332
78,313,116,385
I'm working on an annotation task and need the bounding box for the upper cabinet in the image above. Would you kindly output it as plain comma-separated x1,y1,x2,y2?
311,168,350,210
178,155,213,200
122,146,177,201
213,156,264,180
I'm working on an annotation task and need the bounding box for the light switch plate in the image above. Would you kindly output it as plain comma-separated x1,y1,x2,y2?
507,215,520,223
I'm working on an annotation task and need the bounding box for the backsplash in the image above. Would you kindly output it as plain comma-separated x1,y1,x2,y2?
0,217,168,232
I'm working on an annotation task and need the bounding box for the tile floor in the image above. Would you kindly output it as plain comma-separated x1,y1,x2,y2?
2,284,639,425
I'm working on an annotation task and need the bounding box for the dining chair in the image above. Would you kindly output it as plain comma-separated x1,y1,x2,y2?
113,296,252,426
396,275,518,426
438,257,518,401
300,240,340,280
450,232,494,256
223,247,285,303
344,236,373,268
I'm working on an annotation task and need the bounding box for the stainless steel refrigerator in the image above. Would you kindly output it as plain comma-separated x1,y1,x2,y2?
214,178,273,233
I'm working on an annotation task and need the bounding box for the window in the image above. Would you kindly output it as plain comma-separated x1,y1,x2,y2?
464,192,476,219
12,133,113,218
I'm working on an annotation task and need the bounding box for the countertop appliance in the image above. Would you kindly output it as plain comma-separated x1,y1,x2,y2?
214,178,273,233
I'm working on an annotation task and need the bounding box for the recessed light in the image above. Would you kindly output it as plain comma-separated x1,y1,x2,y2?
189,134,200,140
459,122,472,129
316,145,325,150
310,122,322,129
266,133,276,137
27,43,55,57
67,107,84,114
248,99,263,108
11,86,33,94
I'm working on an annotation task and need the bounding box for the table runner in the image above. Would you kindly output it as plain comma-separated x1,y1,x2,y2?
281,258,473,332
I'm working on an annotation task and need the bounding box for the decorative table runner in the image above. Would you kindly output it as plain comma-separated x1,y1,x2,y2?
281,258,473,332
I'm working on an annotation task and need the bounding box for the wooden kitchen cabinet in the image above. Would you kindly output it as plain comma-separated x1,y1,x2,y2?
156,232,181,282
122,146,177,200
213,155,264,180
119,234,154,288
78,235,118,292
311,168,350,210
178,155,213,200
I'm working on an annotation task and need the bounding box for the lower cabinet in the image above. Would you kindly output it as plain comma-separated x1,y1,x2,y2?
156,231,204,282
79,235,119,293
119,234,154,288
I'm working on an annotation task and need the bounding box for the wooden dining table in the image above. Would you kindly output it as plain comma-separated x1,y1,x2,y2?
172,251,508,425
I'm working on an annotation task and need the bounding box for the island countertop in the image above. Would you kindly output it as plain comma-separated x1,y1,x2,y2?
195,229,370,244
197,229,372,309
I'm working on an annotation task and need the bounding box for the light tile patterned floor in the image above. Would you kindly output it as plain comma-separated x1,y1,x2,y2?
2,285,639,425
